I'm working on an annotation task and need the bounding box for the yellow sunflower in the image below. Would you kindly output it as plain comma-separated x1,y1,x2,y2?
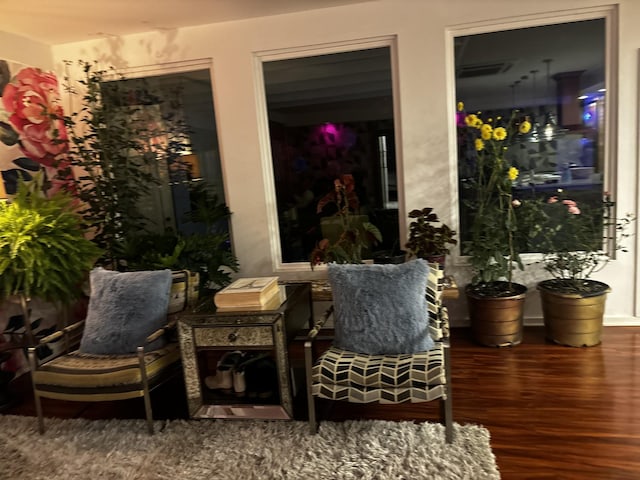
480,124,493,140
508,166,519,181
465,114,483,128
475,138,485,151
493,127,507,141
519,120,532,134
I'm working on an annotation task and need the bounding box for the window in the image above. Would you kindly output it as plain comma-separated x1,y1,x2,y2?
454,17,610,253
261,45,400,265
105,69,227,238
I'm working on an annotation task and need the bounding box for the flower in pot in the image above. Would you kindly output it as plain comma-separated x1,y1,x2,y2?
310,174,382,268
0,174,101,343
536,191,634,347
405,207,457,266
457,103,533,346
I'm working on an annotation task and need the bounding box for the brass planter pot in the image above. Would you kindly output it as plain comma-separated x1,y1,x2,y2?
465,282,527,347
538,280,610,347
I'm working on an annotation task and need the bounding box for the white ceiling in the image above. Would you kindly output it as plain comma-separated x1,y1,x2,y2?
2,0,373,45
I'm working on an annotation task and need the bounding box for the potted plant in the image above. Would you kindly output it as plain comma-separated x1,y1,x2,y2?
55,61,192,270
536,191,634,346
118,182,239,293
0,174,101,343
405,207,457,266
310,174,382,268
457,102,533,346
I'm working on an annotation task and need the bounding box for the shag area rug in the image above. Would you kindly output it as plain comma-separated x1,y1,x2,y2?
0,415,500,480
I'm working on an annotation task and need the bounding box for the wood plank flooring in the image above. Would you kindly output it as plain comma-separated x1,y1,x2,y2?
3,326,639,479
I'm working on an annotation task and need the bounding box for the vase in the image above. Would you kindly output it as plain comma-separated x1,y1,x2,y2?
465,281,527,347
537,279,610,347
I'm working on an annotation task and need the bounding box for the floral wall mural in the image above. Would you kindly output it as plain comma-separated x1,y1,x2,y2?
0,59,71,197
0,59,71,389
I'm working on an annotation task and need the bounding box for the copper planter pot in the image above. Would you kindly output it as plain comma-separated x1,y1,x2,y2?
466,282,527,347
538,280,610,347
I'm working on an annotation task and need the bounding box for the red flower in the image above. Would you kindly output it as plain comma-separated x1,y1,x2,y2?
2,67,69,167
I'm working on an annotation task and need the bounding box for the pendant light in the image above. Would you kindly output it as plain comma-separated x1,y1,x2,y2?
542,59,558,141
528,69,540,142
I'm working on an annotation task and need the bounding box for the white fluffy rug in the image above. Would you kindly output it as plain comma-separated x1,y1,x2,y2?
0,415,500,480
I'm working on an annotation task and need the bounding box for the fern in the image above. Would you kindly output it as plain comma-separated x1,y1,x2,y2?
0,176,102,303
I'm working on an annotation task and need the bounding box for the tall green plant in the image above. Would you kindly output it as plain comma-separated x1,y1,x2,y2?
458,104,532,289
120,182,239,290
58,61,188,268
0,175,101,303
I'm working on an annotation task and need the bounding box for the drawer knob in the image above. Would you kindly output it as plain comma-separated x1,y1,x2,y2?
228,332,238,342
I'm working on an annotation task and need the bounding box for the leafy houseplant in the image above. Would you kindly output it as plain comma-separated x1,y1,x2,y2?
458,103,533,294
50,61,238,291
537,191,633,294
535,191,634,346
310,174,382,268
457,102,533,347
405,207,457,265
0,174,101,342
56,60,190,269
118,182,239,292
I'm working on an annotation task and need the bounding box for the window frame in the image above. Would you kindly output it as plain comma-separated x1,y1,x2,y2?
446,5,619,264
254,36,404,272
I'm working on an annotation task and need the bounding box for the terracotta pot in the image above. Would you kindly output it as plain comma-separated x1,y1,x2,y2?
537,279,610,347
465,281,527,347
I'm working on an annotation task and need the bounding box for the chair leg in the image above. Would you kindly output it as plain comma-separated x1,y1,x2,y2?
442,396,453,443
34,392,45,434
137,347,154,435
442,343,454,443
27,348,45,434
304,340,318,434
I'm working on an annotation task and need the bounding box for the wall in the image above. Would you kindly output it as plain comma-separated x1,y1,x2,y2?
46,0,640,326
0,32,53,69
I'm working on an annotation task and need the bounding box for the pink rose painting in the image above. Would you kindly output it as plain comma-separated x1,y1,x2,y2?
0,60,72,196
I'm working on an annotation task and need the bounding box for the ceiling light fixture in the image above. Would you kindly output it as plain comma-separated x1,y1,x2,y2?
542,59,559,141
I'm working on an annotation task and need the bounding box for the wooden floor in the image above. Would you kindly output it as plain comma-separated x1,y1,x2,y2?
3,326,640,480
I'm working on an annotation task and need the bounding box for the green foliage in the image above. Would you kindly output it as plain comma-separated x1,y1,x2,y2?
0,175,101,303
58,60,189,269
118,182,239,291
535,191,634,293
310,174,382,267
458,106,533,288
405,207,457,258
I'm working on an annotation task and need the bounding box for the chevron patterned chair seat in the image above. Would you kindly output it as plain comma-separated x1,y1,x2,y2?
305,262,453,443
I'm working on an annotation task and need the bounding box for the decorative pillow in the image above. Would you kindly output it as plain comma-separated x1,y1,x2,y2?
79,268,173,355
327,259,434,355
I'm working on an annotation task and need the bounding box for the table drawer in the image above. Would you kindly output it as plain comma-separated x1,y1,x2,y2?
193,326,274,347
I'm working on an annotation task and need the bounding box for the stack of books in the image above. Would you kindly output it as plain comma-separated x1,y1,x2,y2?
214,276,283,311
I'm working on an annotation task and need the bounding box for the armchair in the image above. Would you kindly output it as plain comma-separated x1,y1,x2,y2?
304,260,453,443
27,269,198,434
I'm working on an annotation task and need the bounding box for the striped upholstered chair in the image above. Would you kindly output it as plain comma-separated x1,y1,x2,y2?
304,261,452,443
27,270,198,434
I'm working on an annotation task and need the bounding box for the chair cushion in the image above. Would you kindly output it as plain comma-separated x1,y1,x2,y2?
328,259,434,355
79,268,172,355
32,343,181,389
311,344,446,403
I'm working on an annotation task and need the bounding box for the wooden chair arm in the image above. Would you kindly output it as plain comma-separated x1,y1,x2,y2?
143,317,178,347
34,319,86,349
306,305,334,343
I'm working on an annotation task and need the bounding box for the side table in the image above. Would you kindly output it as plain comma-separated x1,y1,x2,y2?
177,282,312,420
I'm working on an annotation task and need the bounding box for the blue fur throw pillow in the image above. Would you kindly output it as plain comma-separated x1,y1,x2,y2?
328,259,434,355
79,268,173,355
